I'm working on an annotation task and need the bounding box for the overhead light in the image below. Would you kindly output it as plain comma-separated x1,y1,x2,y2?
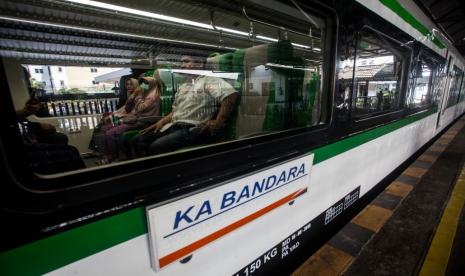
256,35,278,42
169,69,239,80
65,0,213,29
216,27,249,37
66,0,253,38
65,0,318,52
0,16,236,50
266,62,316,71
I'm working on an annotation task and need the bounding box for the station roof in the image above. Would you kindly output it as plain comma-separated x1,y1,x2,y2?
416,0,465,57
0,0,320,66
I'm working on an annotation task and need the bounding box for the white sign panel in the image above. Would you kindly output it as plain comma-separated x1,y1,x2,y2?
146,154,314,272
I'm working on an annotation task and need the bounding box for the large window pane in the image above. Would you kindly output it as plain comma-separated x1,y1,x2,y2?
1,0,328,175
447,66,463,107
406,59,435,109
352,29,409,116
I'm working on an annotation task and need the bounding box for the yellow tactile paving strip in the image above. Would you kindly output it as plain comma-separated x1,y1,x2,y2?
418,163,465,276
292,118,465,276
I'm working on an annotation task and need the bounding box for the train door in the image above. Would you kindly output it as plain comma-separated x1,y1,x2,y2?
436,55,453,130
454,70,465,118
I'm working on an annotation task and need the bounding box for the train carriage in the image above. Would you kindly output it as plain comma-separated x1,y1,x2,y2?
0,0,464,275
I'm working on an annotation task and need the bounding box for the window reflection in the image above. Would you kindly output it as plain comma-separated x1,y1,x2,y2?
4,0,328,174
406,61,434,108
351,30,407,116
447,66,463,107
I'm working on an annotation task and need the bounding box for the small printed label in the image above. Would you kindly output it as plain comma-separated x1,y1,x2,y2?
234,186,361,276
234,222,313,276
325,187,360,225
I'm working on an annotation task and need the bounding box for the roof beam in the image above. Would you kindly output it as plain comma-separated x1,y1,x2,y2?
433,5,461,22
0,46,142,59
435,14,464,24
0,31,151,52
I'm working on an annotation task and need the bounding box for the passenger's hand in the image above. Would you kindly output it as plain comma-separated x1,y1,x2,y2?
141,121,163,134
100,112,112,124
24,101,41,116
38,122,56,134
200,120,225,136
134,89,144,97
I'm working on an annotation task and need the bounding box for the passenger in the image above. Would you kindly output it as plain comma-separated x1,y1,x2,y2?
17,99,68,145
103,78,140,123
116,69,147,109
132,55,239,156
96,76,161,164
17,68,85,174
376,89,383,110
88,78,139,153
382,88,392,109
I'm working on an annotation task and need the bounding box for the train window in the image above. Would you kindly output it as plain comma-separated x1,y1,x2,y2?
459,74,465,102
405,53,439,110
336,37,355,114
1,0,329,176
351,28,410,117
22,65,127,117
407,63,433,108
447,66,463,107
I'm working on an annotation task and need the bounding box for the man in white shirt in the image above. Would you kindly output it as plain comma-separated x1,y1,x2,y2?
133,55,239,156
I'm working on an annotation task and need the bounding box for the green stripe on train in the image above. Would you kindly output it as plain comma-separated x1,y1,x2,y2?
314,109,437,164
0,110,437,275
0,208,147,275
379,0,445,49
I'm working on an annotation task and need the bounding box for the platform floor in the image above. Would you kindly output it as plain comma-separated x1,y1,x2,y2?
292,116,465,276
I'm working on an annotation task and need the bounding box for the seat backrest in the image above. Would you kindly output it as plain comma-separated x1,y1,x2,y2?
153,69,175,116
206,52,241,140
206,52,234,72
234,41,296,138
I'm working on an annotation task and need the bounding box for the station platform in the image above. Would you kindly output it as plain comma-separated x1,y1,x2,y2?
292,116,465,276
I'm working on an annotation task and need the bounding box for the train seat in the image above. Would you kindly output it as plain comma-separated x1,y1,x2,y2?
234,40,295,138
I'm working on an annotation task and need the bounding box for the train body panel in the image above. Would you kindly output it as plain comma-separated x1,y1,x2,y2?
1,0,465,275
43,112,438,275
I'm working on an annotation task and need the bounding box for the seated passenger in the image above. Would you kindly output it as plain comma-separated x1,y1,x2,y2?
116,69,147,109
132,55,239,156
96,76,161,164
17,71,85,174
17,100,68,145
89,78,139,152
100,78,139,124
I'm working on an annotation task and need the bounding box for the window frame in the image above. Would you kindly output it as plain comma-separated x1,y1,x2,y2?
0,0,338,242
459,71,465,103
349,26,412,131
447,65,463,108
404,47,445,114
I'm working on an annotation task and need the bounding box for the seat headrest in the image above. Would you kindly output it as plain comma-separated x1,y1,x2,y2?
206,52,234,72
243,40,294,68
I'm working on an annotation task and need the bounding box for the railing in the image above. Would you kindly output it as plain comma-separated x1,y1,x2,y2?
56,114,102,132
37,93,120,117
354,94,397,113
45,99,119,117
